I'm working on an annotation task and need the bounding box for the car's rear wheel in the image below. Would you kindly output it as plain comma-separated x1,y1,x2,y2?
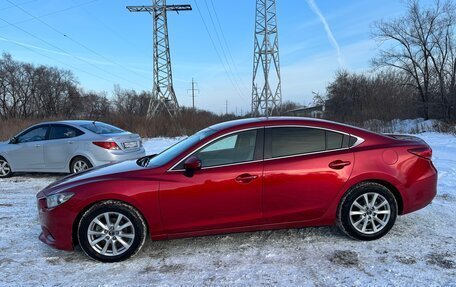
0,157,13,178
78,201,147,262
337,182,397,240
70,156,92,173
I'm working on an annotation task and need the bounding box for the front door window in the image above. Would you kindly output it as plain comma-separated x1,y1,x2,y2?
17,126,48,143
193,130,258,168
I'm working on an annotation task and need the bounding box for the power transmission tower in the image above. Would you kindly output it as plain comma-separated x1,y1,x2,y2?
251,0,282,117
187,78,199,109
127,2,192,117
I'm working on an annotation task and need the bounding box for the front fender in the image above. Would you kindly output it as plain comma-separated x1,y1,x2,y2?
68,178,164,240
0,144,20,171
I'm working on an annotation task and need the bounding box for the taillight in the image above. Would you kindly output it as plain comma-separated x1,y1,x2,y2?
92,141,120,150
408,147,432,160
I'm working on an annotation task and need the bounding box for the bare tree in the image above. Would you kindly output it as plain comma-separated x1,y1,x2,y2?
372,0,456,120
326,70,417,123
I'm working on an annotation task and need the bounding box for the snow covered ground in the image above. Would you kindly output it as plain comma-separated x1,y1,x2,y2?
0,133,455,286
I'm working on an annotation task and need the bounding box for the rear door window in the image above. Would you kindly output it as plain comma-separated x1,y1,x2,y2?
326,131,345,150
49,125,84,140
269,127,326,158
266,127,351,159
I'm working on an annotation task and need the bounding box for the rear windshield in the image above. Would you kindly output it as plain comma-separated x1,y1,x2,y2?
81,123,125,134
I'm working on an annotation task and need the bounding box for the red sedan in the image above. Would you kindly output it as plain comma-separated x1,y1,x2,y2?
36,117,437,262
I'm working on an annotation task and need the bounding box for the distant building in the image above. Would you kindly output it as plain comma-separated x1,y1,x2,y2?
285,104,325,118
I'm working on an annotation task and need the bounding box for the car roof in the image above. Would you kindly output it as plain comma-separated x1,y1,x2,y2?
36,120,106,126
208,117,358,131
206,117,393,146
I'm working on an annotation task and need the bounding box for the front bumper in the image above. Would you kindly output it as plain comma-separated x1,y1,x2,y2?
37,195,76,251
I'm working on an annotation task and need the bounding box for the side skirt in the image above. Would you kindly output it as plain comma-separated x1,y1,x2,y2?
150,217,335,241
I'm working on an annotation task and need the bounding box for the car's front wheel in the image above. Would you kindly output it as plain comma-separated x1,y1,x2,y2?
78,201,147,262
0,157,13,178
337,182,398,240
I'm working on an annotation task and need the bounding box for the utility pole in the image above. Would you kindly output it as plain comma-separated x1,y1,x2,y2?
126,1,192,117
225,100,228,115
251,0,282,117
187,78,199,109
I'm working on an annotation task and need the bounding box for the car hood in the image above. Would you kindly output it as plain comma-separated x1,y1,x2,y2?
40,159,145,196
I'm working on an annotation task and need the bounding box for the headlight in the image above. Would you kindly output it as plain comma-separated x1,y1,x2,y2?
46,192,74,208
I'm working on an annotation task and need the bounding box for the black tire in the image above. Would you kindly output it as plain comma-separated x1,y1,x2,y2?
0,156,13,178
337,182,398,241
70,156,92,174
77,201,147,262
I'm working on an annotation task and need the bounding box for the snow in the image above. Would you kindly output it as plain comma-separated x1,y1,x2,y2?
1,132,456,286
363,118,449,134
142,136,185,155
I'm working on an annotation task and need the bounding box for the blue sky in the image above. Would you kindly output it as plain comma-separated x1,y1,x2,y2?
0,0,433,114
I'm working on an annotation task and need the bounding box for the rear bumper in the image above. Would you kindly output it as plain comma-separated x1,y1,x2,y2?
90,147,146,167
37,196,76,251
401,165,438,214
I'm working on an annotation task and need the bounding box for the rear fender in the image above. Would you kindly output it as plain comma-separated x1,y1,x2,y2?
68,153,96,171
320,172,404,222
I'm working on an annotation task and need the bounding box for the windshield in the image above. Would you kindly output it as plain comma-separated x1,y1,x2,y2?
144,128,216,168
81,122,125,134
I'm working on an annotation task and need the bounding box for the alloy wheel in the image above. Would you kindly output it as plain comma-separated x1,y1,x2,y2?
0,160,11,176
73,160,89,173
349,192,391,235
87,212,135,256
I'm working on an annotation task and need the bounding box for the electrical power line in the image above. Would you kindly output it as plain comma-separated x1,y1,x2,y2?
70,0,150,60
208,0,250,92
193,0,246,100
0,0,101,29
0,0,38,11
5,0,150,87
202,0,247,96
0,33,116,84
0,17,143,90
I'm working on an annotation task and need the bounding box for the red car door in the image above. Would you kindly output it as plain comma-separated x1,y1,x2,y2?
262,126,354,223
159,128,264,234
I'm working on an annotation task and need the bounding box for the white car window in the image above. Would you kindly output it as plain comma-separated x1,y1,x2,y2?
18,126,48,143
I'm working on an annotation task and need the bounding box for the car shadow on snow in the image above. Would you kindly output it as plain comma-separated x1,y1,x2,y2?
8,172,67,180
41,225,348,265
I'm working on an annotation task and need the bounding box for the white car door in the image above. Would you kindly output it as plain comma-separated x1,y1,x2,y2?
9,125,49,171
44,124,83,170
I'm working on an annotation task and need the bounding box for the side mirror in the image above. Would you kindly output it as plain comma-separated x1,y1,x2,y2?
9,137,18,144
184,156,202,171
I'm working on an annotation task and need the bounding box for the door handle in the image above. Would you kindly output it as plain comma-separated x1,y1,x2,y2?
235,173,258,184
35,144,41,148
329,160,351,170
68,141,74,144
